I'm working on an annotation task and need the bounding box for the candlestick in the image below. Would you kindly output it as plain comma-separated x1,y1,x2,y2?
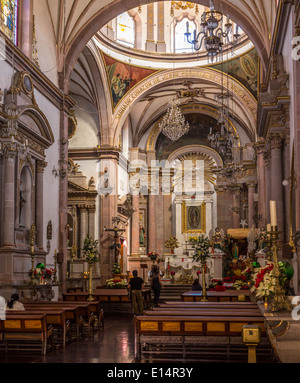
266,224,271,240
270,201,277,227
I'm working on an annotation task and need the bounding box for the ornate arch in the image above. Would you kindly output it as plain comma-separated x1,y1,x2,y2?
113,67,257,146
62,0,270,93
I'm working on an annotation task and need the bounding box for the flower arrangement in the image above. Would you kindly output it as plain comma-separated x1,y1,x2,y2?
250,263,276,299
165,236,179,253
148,251,159,262
171,271,176,276
28,263,54,283
106,279,128,289
112,262,122,275
192,235,211,265
233,280,249,290
83,236,99,263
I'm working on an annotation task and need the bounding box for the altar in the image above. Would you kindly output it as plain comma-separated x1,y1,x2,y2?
165,250,224,282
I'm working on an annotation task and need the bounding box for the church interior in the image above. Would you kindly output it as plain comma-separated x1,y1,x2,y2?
0,0,300,366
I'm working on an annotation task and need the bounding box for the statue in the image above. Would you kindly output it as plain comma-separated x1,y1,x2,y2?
209,227,225,250
139,226,146,246
247,225,259,254
19,182,27,223
258,227,268,251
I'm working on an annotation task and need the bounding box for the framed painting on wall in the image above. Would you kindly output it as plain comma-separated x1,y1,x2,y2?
182,201,206,234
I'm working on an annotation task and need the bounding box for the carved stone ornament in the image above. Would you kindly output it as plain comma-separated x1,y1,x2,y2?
8,71,36,103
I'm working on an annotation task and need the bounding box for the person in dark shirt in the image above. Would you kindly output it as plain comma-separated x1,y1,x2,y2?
128,270,144,315
191,278,202,291
151,266,163,307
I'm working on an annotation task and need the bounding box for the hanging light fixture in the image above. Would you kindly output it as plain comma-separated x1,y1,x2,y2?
159,97,190,142
184,0,241,62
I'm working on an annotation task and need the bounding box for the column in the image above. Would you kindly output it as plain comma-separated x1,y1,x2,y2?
270,134,284,241
156,178,164,256
231,186,241,229
156,2,166,52
282,131,291,243
20,0,33,58
88,206,96,239
247,182,257,229
79,206,88,258
2,150,16,247
145,3,156,51
254,141,266,227
36,161,47,251
131,193,140,257
264,152,271,224
58,109,70,295
148,168,159,253
98,153,118,283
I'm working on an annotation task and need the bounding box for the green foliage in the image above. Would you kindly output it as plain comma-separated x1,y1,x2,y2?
192,235,211,265
112,263,122,274
83,236,99,263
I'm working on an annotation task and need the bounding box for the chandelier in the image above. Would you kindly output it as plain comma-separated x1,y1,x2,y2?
207,123,237,159
184,0,241,61
159,97,190,142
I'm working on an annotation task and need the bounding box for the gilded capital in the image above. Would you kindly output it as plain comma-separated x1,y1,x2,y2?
36,160,48,174
269,134,283,150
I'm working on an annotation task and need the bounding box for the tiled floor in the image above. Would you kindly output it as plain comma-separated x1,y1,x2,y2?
0,313,138,364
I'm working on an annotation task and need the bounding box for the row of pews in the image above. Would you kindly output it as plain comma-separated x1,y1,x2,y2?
135,300,276,363
0,300,104,356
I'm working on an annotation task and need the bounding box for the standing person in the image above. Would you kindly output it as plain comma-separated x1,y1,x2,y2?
5,293,25,311
128,270,144,316
151,266,163,307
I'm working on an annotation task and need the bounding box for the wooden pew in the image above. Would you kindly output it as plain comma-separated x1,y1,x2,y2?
144,307,261,316
7,308,69,348
135,314,266,361
0,314,51,356
181,291,251,302
23,302,89,340
25,300,103,336
162,301,256,308
144,309,262,317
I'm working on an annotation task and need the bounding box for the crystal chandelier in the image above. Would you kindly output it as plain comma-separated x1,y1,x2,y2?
159,97,190,142
184,0,241,62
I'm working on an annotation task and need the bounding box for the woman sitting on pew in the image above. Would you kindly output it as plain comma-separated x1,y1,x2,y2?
5,293,25,311
191,279,202,291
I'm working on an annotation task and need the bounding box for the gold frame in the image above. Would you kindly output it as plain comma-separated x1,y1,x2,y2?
182,201,206,234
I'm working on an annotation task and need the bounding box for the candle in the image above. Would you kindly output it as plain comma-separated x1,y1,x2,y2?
270,201,277,227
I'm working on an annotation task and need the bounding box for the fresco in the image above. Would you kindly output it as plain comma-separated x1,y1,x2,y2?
102,53,158,110
210,48,259,99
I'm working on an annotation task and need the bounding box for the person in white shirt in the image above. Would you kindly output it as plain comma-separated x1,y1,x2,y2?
5,293,25,311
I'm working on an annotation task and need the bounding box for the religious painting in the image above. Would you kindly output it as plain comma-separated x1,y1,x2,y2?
182,201,206,234
210,47,259,99
0,0,18,43
101,52,158,110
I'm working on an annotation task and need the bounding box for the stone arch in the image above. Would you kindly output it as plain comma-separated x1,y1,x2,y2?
63,0,269,94
18,106,54,147
113,67,257,147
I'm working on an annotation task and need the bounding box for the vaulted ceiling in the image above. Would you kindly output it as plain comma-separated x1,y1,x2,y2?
44,0,279,85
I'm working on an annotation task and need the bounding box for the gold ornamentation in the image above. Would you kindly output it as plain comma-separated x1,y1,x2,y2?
32,15,40,68
182,201,206,234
